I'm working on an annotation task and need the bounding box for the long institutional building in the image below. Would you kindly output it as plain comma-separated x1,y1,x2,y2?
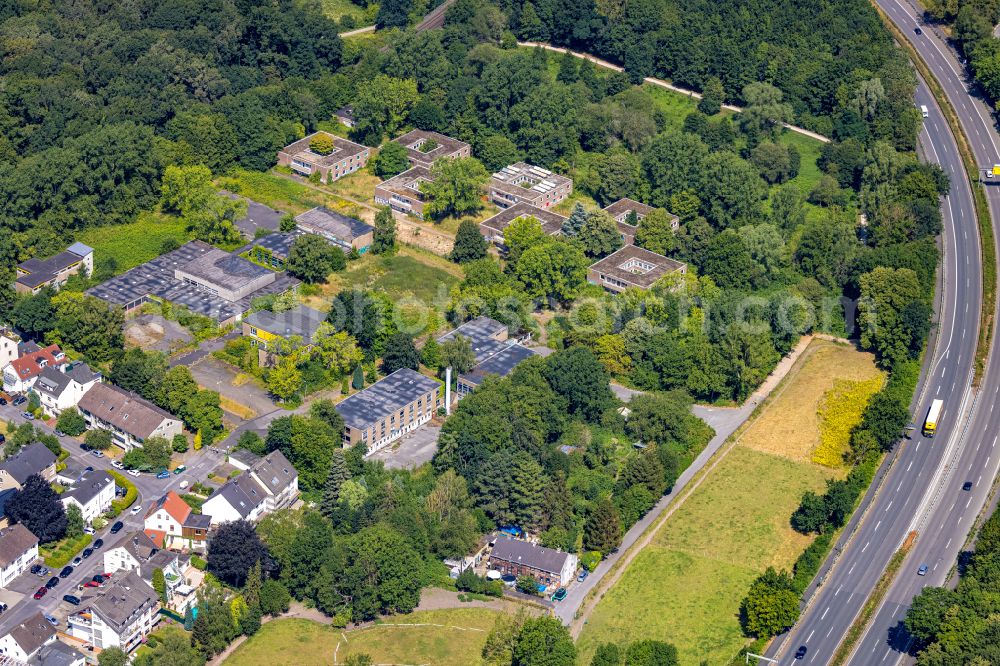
336,368,441,454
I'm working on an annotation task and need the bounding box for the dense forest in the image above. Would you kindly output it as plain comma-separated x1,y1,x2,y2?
924,0,1000,106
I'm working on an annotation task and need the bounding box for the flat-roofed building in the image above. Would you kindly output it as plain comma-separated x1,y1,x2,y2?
242,304,328,366
437,316,538,398
489,163,572,209
336,369,440,454
237,231,304,270
276,132,370,184
374,166,434,219
602,198,678,246
295,207,374,253
15,242,93,295
390,129,471,169
587,245,687,293
78,383,182,451
174,248,275,302
479,202,567,245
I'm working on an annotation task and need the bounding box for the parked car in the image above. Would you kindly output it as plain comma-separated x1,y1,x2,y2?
127,469,141,477
130,505,142,515
91,450,104,458
918,564,929,576
83,526,95,535
179,480,189,490
92,575,106,585
795,645,808,660
551,587,567,602
45,576,59,589
82,581,100,588
0,397,6,405
111,460,124,470
81,548,93,559
44,614,58,626
22,411,34,420
577,570,588,582
93,538,103,549
54,430,65,437
109,521,124,534
34,566,49,578
156,469,170,479
30,564,43,576
0,603,8,614
71,557,82,567
62,595,81,606
33,587,47,600
501,575,517,587
59,566,73,578
173,465,187,474
12,396,26,406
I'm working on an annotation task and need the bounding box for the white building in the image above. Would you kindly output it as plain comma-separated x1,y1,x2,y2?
67,571,160,652
34,362,102,417
142,492,210,552
2,345,68,395
104,531,202,615
0,612,55,662
0,329,19,375
0,524,39,588
61,471,115,524
77,383,182,451
202,450,298,525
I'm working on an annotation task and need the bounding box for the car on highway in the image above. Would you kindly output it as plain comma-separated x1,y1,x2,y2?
795,645,808,660
91,450,104,458
22,411,34,420
551,587,567,602
71,557,82,567
93,538,104,549
33,587,47,600
918,564,929,576
59,566,73,578
111,460,124,470
81,548,93,559
45,576,59,589
110,521,124,534
127,469,141,478
44,614,58,626
577,570,588,582
963,481,974,491
62,595,81,606
914,25,922,34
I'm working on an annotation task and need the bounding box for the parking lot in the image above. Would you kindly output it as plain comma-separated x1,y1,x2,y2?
369,424,441,469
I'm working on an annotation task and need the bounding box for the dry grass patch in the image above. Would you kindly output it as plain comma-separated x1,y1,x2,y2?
218,395,258,421
325,169,382,203
739,339,882,465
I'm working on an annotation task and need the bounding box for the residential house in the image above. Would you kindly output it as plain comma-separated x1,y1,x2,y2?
2,345,68,395
0,329,19,373
67,571,160,652
488,538,578,588
586,245,687,294
0,524,39,587
437,317,537,398
103,531,202,614
294,207,374,253
142,492,211,553
198,448,299,526
489,163,572,209
479,202,568,245
0,489,15,530
0,612,55,662
226,449,261,472
277,132,370,184
242,304,327,367
334,106,355,128
336,368,440,453
61,470,115,524
373,166,434,219
602,198,678,246
86,240,300,326
237,231,303,270
0,442,57,491
77,383,183,451
55,460,86,487
390,129,471,169
15,242,94,295
34,362,102,417
28,641,87,666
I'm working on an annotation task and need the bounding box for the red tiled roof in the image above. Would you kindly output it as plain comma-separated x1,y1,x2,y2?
143,529,166,549
144,491,191,526
9,345,66,379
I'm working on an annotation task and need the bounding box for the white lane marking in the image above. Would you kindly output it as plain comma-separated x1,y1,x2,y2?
907,460,913,472
885,500,893,512
862,541,870,553
946,538,952,549
807,629,815,642
835,585,843,596
821,607,829,620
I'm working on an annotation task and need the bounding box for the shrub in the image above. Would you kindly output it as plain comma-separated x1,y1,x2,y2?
41,534,92,568
580,551,602,572
108,471,137,516
515,575,539,595
309,133,334,155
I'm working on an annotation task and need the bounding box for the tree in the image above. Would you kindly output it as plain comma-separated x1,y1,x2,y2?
152,567,167,604
740,82,794,140
207,521,270,587
310,133,334,155
185,390,224,444
421,338,442,371
11,291,57,340
698,76,725,115
503,216,546,266
85,428,113,451
510,452,545,528
6,474,67,543
584,497,622,555
322,450,351,517
422,157,489,220
545,347,613,422
441,334,476,375
904,586,955,645
192,579,238,657
515,241,589,304
352,364,365,390
64,503,84,539
382,333,420,374
260,579,291,616
699,152,768,228
512,616,576,666
790,491,829,534
52,293,125,363
267,357,303,401
624,640,679,666
99,648,128,666
750,141,800,184
286,234,344,283
858,267,925,367
353,75,419,143
372,207,397,255
478,135,521,172
136,624,206,666
561,202,588,237
373,141,411,178
329,289,396,360
578,210,623,258
590,644,622,666
56,408,86,436
633,209,678,256
740,569,800,638
160,165,244,245
376,0,412,29
557,51,578,84
451,220,489,263
344,524,422,620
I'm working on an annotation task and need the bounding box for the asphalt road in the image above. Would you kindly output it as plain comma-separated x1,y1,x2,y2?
766,1,1000,663
0,404,222,638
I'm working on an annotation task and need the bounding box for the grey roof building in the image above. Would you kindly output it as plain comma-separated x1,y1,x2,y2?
0,524,39,569
15,242,93,294
587,245,687,293
488,538,579,586
479,201,567,244
489,163,572,209
34,363,100,402
205,475,268,523
294,207,374,252
336,369,440,453
3,612,55,660
227,448,261,471
78,383,183,450
223,192,285,239
390,129,471,168
277,131,370,184
243,305,327,346
0,442,57,488
28,639,86,666
437,316,538,396
237,231,304,269
62,470,114,508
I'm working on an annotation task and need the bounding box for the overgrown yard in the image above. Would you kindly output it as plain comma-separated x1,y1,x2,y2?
76,212,190,272
225,608,502,666
576,339,881,665
327,249,462,303
217,169,370,221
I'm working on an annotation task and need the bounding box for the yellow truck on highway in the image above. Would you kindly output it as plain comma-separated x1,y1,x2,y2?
923,398,943,437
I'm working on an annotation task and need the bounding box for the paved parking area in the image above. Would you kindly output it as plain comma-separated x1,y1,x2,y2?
369,424,441,469
125,314,193,353
188,356,275,420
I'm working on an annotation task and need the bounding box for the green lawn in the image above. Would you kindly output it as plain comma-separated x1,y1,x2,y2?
335,252,461,303
217,169,366,219
779,129,826,196
77,212,190,272
642,84,704,127
319,0,370,24
225,609,501,666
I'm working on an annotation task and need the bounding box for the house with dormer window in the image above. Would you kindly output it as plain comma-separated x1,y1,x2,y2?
2,345,68,395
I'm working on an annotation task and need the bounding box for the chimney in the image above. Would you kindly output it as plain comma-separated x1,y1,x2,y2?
445,367,452,415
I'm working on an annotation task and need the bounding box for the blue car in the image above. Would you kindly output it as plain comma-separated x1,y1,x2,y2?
156,470,170,479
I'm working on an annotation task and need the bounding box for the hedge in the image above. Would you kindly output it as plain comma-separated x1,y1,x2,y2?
109,470,138,516
41,534,92,568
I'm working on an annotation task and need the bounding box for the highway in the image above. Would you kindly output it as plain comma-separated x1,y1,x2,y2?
765,0,1000,663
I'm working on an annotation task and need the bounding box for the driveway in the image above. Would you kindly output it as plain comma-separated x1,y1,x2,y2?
187,356,275,421
368,424,441,469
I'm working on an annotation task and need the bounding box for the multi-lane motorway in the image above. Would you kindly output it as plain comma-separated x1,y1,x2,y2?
767,0,1000,663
